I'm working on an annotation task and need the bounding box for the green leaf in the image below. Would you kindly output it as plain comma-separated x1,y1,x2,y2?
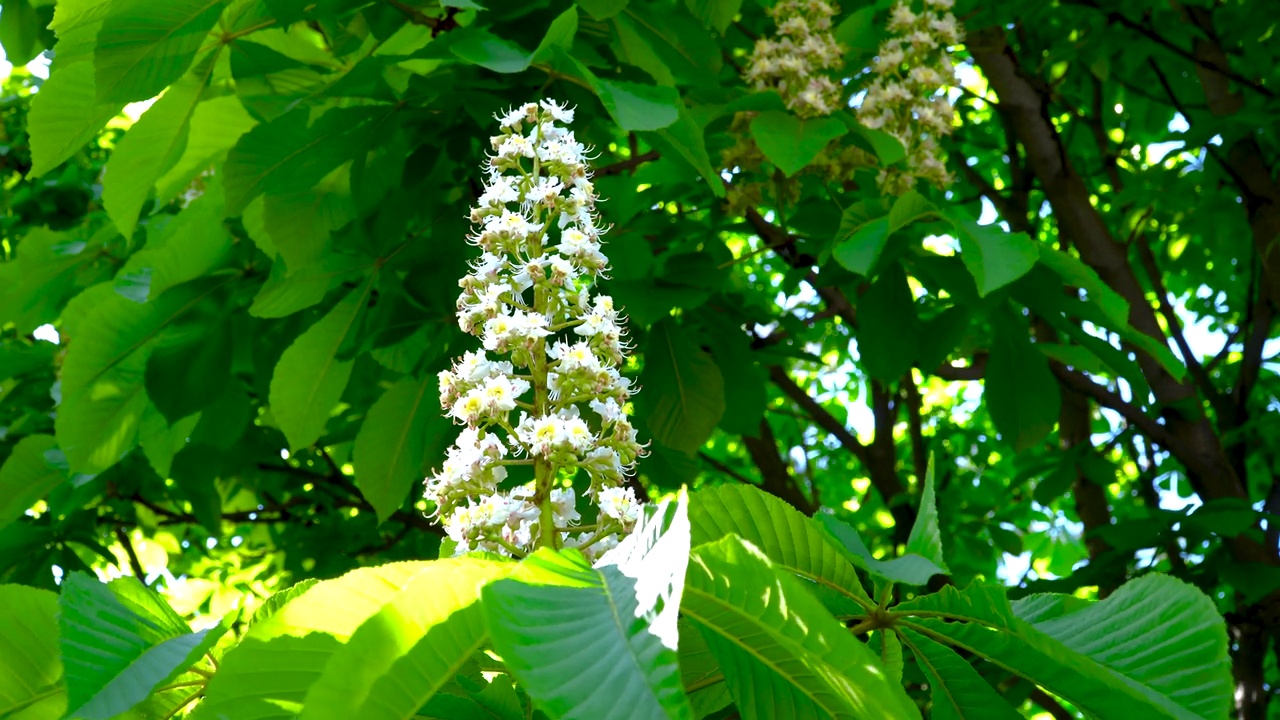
531,6,578,63
0,585,65,720
93,0,228,103
689,484,873,612
154,95,257,204
815,514,947,587
297,559,514,720
353,374,451,523
0,0,46,66
251,578,320,625
888,190,940,234
577,0,628,20
904,458,949,573
847,121,905,165
985,311,1059,451
28,61,124,177
831,198,892,275
897,628,1022,720
749,111,847,177
869,630,904,683
678,619,731,718
56,278,231,474
485,494,693,720
193,562,438,720
249,253,364,319
941,208,1039,296
684,0,741,33
102,52,217,238
640,109,726,196
639,319,725,455
895,579,1222,720
450,30,532,73
856,264,920,382
222,106,377,216
1036,247,1129,328
0,435,68,530
138,407,202,479
115,185,233,302
268,284,369,450
833,6,877,56
683,536,917,720
595,78,680,131
145,311,232,424
1020,574,1231,720
60,573,231,719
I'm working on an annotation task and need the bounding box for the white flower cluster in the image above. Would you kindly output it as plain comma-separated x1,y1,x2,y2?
744,0,845,118
857,0,960,193
425,100,646,560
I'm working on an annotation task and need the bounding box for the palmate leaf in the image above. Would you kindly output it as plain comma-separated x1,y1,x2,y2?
297,559,514,720
895,577,1230,719
682,536,918,720
59,574,232,720
483,494,693,720
192,562,439,720
689,484,873,613
896,628,1021,720
0,584,65,720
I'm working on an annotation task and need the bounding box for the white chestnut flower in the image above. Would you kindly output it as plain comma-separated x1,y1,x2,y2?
425,99,647,559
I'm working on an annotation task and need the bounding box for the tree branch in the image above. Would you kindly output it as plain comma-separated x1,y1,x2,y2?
741,418,817,513
595,150,660,177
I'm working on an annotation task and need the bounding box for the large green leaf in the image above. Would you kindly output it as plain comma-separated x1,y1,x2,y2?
750,111,848,177
985,311,1059,452
0,584,65,720
484,494,693,720
297,559,514,720
897,628,1022,720
682,536,917,720
1019,575,1231,720
0,435,68,530
268,284,369,451
689,484,873,612
59,574,230,719
93,0,229,103
192,562,437,720
638,319,725,456
941,208,1038,297
353,374,451,523
831,198,893,275
0,226,112,333
894,580,1221,720
102,52,218,238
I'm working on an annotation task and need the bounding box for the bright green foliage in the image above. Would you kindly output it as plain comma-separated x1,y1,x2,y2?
0,0,1275,715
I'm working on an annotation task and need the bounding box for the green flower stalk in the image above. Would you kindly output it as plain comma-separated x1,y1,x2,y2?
424,101,646,560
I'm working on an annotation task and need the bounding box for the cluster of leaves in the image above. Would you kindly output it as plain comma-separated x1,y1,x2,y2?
0,481,1233,719
0,0,1278,714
